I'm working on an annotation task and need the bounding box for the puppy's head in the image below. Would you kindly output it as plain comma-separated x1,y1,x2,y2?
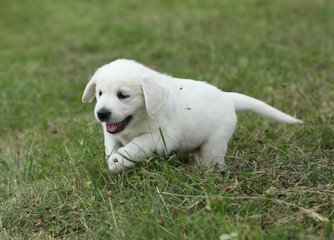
82,59,169,134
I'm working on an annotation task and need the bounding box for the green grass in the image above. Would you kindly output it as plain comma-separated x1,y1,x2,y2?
0,0,333,239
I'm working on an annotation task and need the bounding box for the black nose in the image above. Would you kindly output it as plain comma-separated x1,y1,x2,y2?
97,108,111,122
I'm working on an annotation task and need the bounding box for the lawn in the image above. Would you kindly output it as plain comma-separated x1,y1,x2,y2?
0,0,333,239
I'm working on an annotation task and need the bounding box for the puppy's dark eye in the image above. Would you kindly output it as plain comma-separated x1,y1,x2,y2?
98,90,102,96
117,91,129,99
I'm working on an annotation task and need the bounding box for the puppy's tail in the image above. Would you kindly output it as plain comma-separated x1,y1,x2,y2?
226,92,303,124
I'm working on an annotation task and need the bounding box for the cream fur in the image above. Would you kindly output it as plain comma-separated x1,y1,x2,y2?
82,59,303,173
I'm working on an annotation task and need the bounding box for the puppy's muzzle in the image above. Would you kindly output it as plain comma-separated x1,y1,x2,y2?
97,108,111,122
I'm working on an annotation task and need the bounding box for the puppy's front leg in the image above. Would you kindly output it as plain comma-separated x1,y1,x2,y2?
102,124,122,157
107,133,172,174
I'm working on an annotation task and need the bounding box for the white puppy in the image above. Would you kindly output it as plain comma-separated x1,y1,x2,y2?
82,59,302,173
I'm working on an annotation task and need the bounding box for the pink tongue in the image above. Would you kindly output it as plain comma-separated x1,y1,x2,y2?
106,122,122,132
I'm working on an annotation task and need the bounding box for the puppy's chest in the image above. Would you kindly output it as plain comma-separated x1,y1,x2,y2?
114,135,132,146
114,131,143,146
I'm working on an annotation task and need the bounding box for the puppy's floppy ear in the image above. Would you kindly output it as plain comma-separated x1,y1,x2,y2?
82,78,96,103
141,78,169,118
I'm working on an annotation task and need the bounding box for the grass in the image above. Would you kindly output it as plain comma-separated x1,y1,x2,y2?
0,0,333,239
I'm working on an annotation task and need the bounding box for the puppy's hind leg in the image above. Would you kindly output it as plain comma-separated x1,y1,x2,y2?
197,123,236,170
197,138,228,170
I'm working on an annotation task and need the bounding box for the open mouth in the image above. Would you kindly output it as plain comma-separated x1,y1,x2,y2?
106,116,132,134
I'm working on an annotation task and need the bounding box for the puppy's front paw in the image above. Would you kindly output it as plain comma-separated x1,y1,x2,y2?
107,155,125,174
107,153,136,174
